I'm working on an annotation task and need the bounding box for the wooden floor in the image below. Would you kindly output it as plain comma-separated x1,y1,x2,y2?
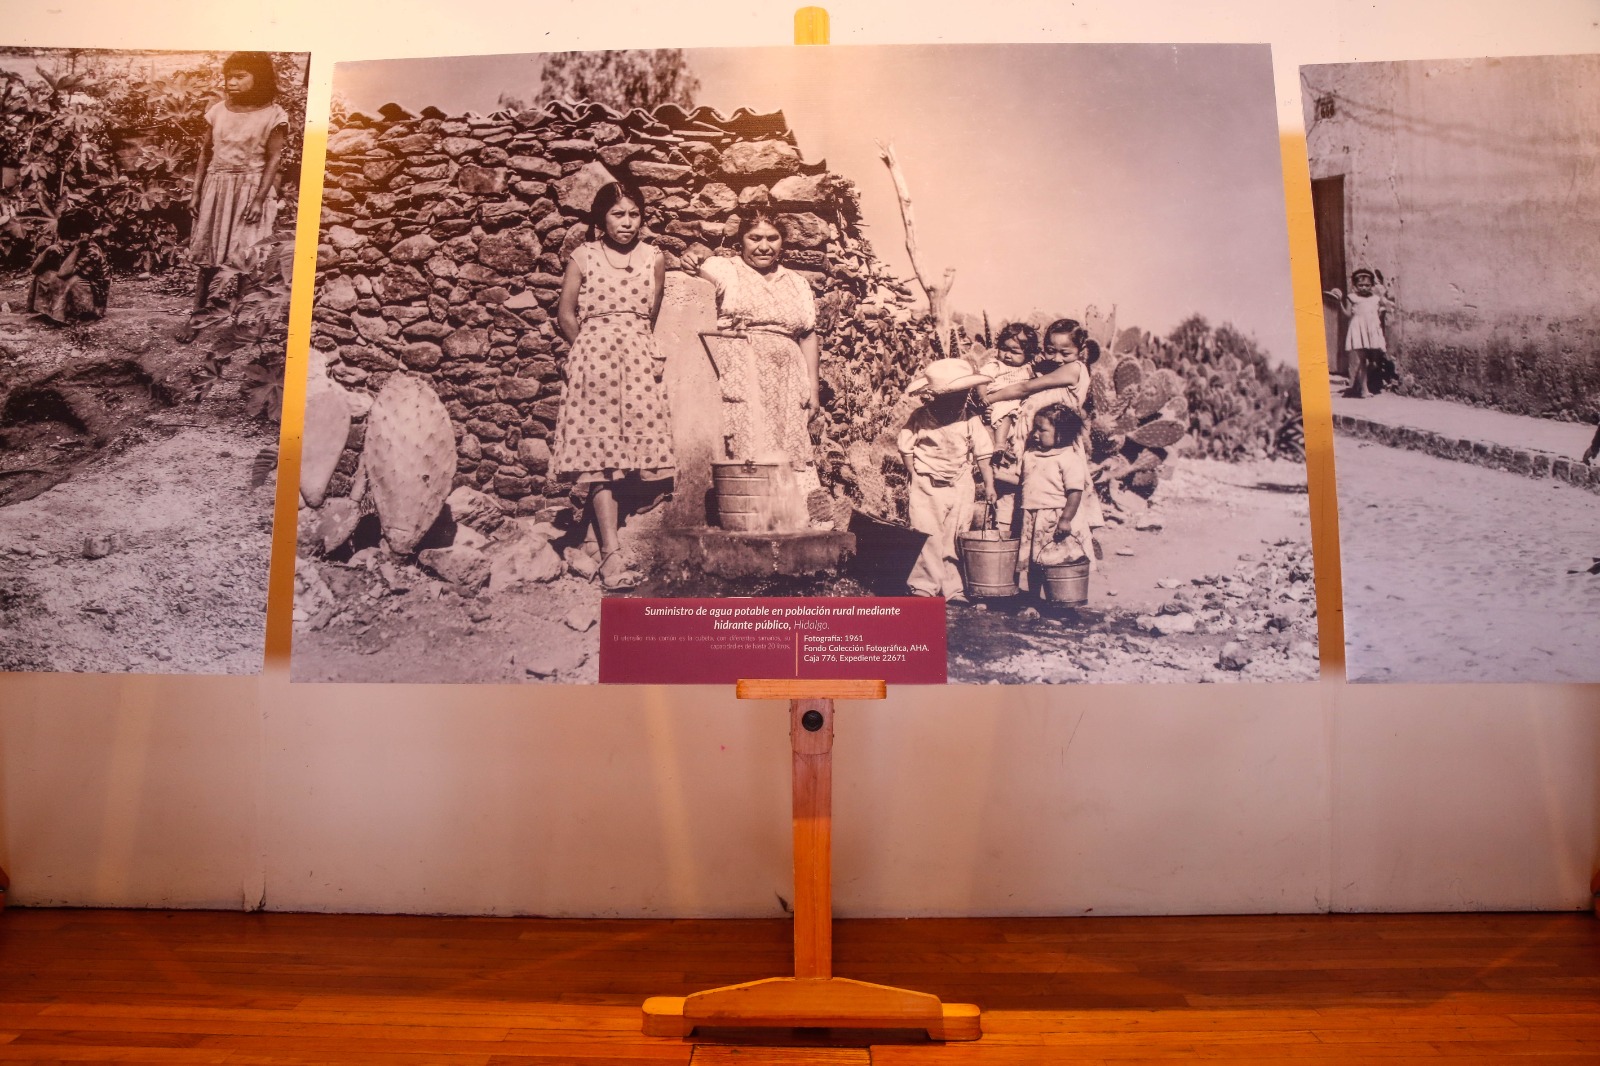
0,909,1597,1063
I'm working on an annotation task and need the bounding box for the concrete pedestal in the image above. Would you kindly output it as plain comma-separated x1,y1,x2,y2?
655,528,856,579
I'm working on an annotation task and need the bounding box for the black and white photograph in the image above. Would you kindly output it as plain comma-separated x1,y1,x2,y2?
0,47,309,673
1304,53,1600,683
292,43,1317,685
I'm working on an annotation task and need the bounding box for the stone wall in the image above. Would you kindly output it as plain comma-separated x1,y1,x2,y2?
310,100,919,522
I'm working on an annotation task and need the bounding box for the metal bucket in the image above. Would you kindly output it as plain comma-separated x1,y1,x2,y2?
711,460,780,532
956,531,1021,598
1038,558,1090,605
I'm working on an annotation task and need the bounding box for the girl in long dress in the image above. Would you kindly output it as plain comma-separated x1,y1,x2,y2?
552,181,674,589
181,52,288,341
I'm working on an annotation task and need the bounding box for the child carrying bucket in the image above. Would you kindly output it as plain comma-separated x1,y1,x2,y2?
898,358,996,602
1018,402,1093,598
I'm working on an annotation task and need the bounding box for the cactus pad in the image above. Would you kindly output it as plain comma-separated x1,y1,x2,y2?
1089,369,1117,414
365,373,457,554
1128,448,1163,474
1089,427,1125,461
1127,417,1187,449
1112,357,1142,394
1132,379,1171,419
300,353,352,508
1101,455,1134,481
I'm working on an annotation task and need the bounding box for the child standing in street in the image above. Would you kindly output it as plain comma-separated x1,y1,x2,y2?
899,358,996,602
1017,402,1093,595
1326,267,1394,398
181,52,288,341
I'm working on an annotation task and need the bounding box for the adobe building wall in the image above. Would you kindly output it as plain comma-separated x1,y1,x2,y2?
1304,55,1600,418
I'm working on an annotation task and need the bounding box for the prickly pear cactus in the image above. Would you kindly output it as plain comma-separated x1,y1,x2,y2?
300,350,352,508
1087,353,1190,503
364,373,457,554
1128,418,1186,449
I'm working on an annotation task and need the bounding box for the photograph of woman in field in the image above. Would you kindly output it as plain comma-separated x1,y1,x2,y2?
0,47,309,674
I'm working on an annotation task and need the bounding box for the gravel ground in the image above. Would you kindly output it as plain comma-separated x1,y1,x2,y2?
1335,433,1600,683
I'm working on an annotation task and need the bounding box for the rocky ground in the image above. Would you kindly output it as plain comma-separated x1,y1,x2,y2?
1336,435,1600,683
290,456,1317,685
0,275,278,673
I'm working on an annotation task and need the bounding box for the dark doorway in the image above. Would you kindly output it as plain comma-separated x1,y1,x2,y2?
1310,175,1348,377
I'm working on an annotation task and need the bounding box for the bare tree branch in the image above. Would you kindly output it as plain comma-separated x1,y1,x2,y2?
876,139,954,331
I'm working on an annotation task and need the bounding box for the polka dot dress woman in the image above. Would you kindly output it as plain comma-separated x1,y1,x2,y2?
553,182,674,589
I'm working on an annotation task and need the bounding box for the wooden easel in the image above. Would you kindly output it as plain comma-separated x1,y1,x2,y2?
641,679,981,1041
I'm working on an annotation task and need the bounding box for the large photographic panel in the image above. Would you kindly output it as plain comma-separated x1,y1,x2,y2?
0,47,310,674
292,44,1314,684
1305,54,1600,683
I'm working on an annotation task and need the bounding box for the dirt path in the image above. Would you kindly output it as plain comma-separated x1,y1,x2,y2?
0,275,278,674
291,457,1318,685
947,457,1317,683
1335,436,1600,683
0,424,275,673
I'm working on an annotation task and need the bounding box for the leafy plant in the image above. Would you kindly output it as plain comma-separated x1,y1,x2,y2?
242,362,283,422
0,50,307,272
187,230,295,423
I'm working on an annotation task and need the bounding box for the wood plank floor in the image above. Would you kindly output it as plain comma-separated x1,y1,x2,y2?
0,909,1596,1063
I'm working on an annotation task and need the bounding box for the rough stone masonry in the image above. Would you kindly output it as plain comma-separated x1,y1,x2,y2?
310,99,922,525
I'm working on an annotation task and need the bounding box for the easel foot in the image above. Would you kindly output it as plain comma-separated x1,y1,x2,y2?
643,977,981,1040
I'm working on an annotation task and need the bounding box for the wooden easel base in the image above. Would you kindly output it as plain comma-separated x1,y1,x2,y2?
643,976,980,1041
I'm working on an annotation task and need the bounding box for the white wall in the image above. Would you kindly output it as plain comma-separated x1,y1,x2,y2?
2,0,1598,917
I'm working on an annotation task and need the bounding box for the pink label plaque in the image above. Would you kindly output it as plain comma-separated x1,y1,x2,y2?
599,597,948,685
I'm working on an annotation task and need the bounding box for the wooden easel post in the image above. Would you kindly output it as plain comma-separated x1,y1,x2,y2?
640,5,978,1043
641,680,981,1040
790,690,833,979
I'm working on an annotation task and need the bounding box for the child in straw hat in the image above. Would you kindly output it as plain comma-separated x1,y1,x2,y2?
898,358,996,601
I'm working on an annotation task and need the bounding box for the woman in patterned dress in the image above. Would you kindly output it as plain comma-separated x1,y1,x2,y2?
680,210,826,521
553,181,674,589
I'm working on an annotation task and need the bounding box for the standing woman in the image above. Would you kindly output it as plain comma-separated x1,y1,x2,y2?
181,51,288,341
552,181,674,590
681,210,828,523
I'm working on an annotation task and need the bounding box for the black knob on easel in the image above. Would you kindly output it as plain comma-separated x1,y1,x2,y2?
801,709,825,732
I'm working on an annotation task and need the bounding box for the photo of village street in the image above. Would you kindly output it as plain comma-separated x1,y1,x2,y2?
1305,54,1600,683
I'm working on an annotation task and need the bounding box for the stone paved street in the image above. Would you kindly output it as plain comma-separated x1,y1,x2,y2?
1335,433,1600,683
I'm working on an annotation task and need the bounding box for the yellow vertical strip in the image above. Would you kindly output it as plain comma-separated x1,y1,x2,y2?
261,64,332,667
1280,134,1345,675
794,7,830,46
